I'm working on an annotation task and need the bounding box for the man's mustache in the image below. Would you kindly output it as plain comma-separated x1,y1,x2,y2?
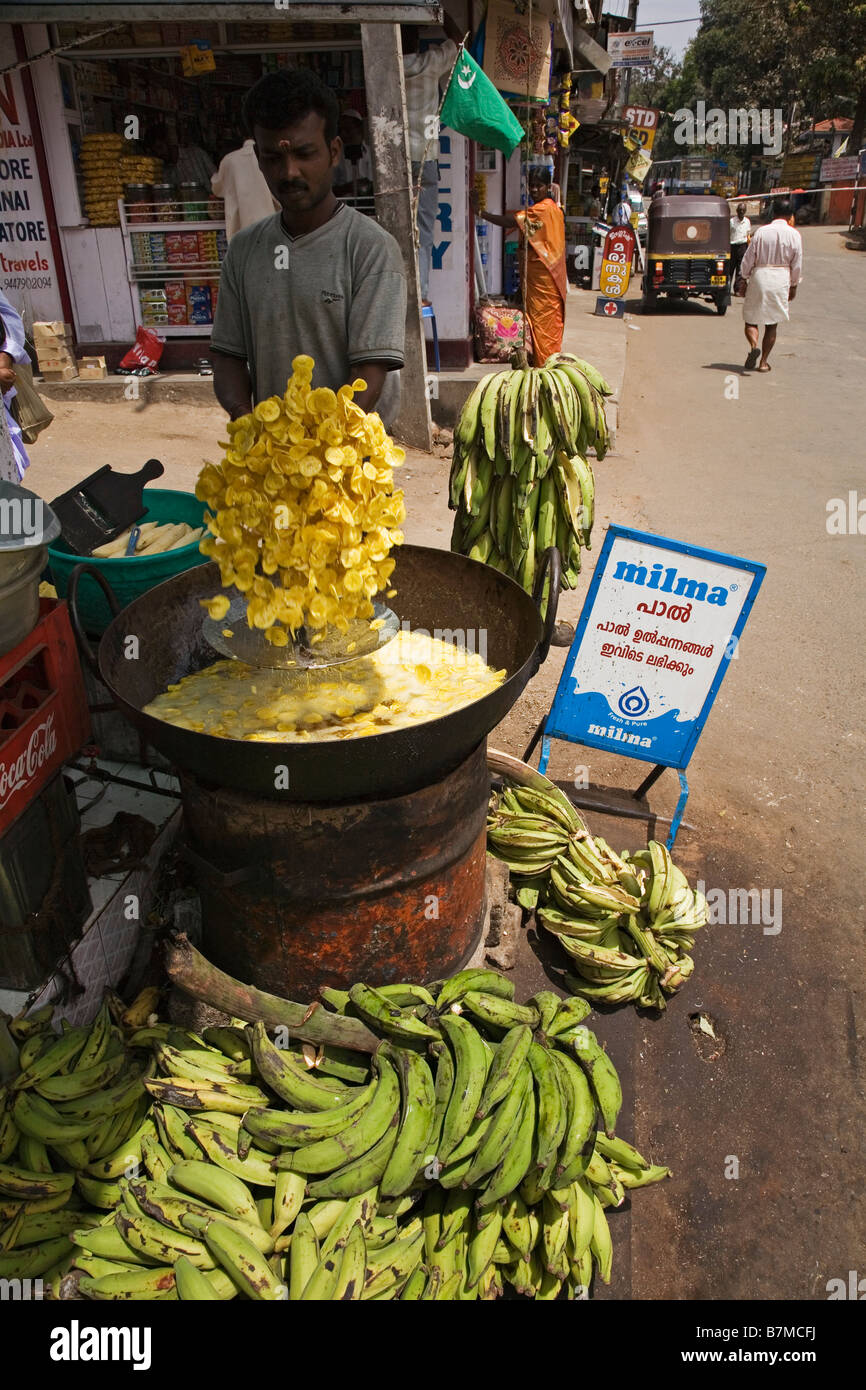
278,182,308,194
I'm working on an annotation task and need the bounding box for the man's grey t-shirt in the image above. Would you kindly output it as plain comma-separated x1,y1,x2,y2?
211,204,406,426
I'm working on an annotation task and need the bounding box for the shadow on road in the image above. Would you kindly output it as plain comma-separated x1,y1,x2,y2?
702,362,751,374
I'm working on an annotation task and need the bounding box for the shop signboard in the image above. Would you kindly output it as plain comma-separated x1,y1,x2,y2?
608,31,654,68
598,226,634,298
538,525,765,772
820,155,859,183
623,105,659,152
0,30,63,319
428,132,470,348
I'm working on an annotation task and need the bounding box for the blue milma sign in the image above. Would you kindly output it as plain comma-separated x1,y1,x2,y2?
535,525,766,845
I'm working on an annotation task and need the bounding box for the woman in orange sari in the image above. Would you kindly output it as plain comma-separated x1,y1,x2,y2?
473,168,567,366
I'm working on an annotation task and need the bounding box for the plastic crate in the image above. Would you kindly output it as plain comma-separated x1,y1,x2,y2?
47,488,209,636
0,772,92,990
0,598,90,837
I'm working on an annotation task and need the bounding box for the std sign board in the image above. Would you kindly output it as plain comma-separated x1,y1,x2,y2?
623,105,659,152
540,526,766,770
598,226,634,298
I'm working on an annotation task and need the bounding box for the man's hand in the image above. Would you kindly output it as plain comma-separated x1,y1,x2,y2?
788,283,797,301
352,362,390,415
0,351,16,390
212,350,253,421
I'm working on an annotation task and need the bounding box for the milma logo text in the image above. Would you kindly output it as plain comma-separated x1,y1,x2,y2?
673,101,783,157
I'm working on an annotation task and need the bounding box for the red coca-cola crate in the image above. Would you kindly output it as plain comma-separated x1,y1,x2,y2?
0,598,90,836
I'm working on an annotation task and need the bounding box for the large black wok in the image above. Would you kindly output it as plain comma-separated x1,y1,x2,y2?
72,545,559,802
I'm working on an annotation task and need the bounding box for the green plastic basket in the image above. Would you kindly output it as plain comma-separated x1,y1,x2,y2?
48,487,209,636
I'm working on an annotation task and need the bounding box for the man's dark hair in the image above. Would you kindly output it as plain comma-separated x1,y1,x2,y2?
772,196,793,220
242,69,339,142
529,167,552,186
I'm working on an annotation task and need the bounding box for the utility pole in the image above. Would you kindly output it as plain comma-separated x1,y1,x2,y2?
623,0,639,112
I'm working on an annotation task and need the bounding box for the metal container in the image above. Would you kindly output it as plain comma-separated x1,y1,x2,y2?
180,742,489,995
179,181,208,221
151,182,176,223
0,481,61,656
92,545,560,802
125,183,151,224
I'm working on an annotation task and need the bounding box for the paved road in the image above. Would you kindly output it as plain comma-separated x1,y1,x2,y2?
598,226,866,1300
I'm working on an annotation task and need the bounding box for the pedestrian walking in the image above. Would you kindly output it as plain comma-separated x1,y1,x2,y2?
738,197,803,373
729,201,751,277
611,188,633,227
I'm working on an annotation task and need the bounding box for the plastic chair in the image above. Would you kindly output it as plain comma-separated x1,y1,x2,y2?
421,304,440,372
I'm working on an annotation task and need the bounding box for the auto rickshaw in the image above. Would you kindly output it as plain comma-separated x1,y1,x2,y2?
642,194,732,314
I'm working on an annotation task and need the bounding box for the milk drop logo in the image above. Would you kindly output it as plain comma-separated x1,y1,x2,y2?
618,685,649,717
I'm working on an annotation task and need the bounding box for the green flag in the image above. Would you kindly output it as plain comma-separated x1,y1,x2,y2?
440,48,524,157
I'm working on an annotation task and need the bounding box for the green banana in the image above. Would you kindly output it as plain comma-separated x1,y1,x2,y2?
247,1078,378,1150
379,1046,435,1198
332,1220,366,1300
304,1122,398,1201
550,1049,596,1183
466,1205,503,1288
566,1027,622,1137
347,983,440,1044
527,1043,567,1186
589,1191,613,1284
200,1218,286,1301
548,996,593,1035
77,1266,178,1300
437,1013,489,1163
249,1022,347,1111
460,992,540,1032
475,1025,533,1120
10,1026,88,1090
476,1084,536,1209
0,1163,74,1202
462,1063,532,1188
114,1208,215,1270
167,1159,260,1225
284,1052,400,1176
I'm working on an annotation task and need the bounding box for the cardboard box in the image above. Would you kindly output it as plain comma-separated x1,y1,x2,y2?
36,353,75,373
76,355,107,380
167,304,187,325
40,365,78,382
33,321,72,342
165,279,187,305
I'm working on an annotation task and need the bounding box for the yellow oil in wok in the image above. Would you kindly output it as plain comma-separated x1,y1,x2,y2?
143,631,505,743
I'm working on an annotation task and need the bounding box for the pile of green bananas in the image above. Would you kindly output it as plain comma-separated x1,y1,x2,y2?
0,997,158,1294
487,775,707,1010
448,353,612,592
1,967,669,1301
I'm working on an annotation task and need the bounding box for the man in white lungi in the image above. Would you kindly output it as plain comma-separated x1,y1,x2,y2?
738,198,803,373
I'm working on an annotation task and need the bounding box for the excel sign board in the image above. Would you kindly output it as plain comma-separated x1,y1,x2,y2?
543,526,766,769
